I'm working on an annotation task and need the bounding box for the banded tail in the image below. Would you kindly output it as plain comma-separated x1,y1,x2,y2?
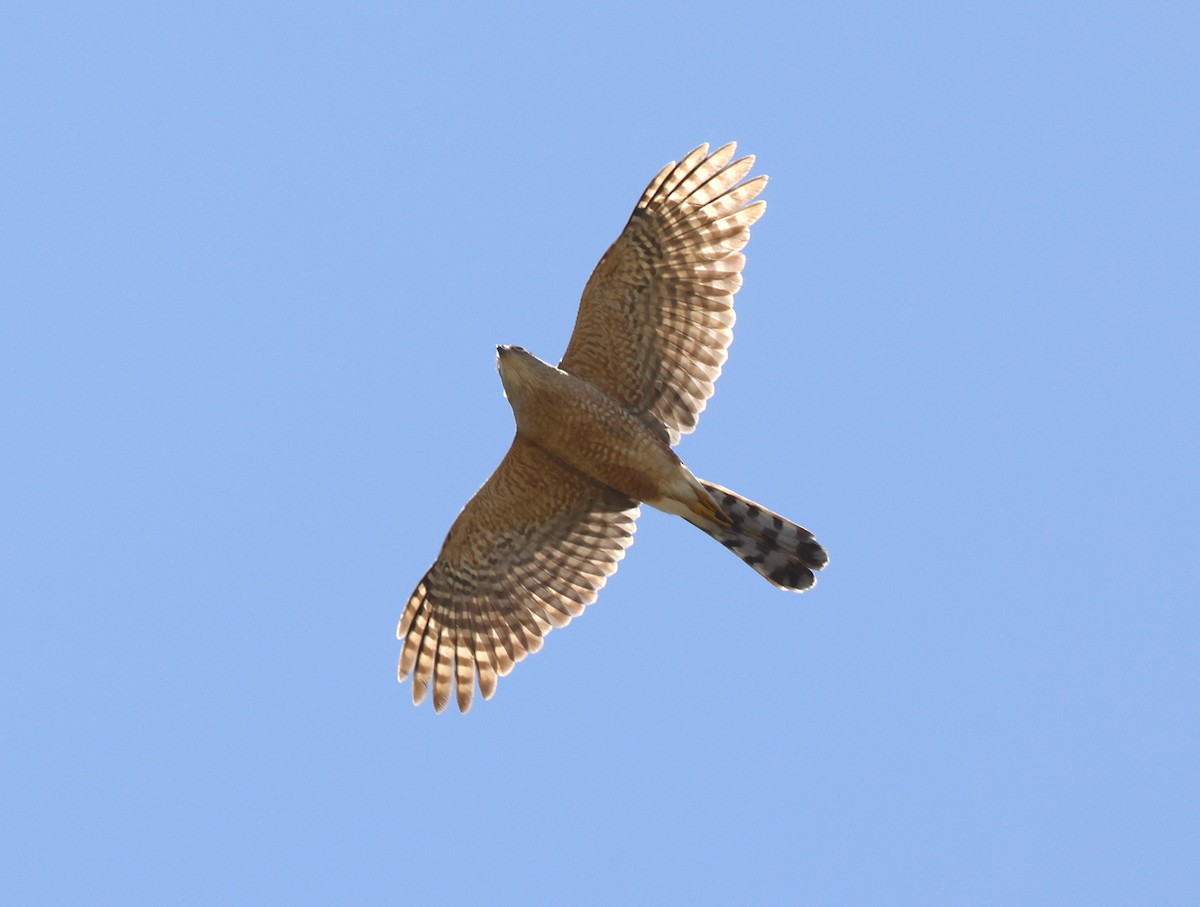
695,481,828,591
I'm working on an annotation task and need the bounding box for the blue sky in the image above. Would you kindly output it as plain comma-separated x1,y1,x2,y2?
3,2,1197,904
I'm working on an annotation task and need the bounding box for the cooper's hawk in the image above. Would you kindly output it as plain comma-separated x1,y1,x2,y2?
399,143,828,712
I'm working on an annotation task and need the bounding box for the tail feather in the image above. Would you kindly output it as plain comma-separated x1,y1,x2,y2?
697,481,828,592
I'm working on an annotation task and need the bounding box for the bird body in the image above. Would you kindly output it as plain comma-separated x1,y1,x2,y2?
400,144,828,712
498,344,699,515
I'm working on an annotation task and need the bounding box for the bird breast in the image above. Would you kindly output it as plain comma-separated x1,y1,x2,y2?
508,367,682,504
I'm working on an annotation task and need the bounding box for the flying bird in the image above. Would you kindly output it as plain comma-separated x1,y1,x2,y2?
398,143,828,712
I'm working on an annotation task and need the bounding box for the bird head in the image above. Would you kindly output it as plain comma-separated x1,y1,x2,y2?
496,345,551,405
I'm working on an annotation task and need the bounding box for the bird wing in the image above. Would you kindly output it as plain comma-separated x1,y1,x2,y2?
398,435,639,712
558,142,767,445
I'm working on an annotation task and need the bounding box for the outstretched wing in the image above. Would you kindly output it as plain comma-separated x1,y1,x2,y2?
398,435,639,712
559,142,767,445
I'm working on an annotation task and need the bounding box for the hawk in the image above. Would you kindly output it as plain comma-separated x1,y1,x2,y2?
399,143,828,712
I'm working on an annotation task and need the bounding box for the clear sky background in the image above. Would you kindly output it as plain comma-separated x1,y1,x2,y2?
3,3,1197,904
